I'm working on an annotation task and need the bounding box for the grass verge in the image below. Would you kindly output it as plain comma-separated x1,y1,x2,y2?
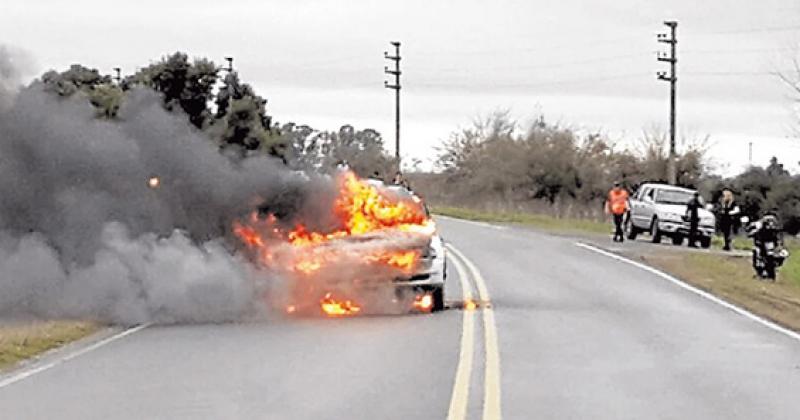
0,320,100,371
432,205,609,235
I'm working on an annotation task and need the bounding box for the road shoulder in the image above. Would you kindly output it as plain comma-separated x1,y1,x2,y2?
0,320,111,374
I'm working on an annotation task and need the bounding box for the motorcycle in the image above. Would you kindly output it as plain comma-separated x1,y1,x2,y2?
743,214,789,281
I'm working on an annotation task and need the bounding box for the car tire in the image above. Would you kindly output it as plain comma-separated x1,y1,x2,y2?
431,286,445,312
671,235,684,246
700,237,712,249
650,218,662,243
625,218,638,240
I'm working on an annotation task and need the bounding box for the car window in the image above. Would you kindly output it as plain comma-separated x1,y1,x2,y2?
656,190,693,205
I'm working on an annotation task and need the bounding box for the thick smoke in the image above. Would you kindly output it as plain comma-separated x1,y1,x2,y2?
0,46,33,111
0,49,333,324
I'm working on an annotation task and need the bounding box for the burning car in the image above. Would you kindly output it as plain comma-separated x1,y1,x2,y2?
233,171,446,316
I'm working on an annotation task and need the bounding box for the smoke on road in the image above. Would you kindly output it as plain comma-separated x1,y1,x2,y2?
0,46,337,324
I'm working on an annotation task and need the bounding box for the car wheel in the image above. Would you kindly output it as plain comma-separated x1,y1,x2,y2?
431,286,445,312
700,237,712,249
625,218,638,240
671,235,684,246
650,218,662,243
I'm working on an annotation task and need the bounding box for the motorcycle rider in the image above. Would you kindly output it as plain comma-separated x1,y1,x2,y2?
747,209,785,279
605,181,630,243
717,188,740,251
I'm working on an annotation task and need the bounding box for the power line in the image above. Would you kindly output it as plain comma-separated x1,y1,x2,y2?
413,35,644,58
693,23,800,36
683,46,796,55
683,71,777,76
429,51,651,73
411,72,650,90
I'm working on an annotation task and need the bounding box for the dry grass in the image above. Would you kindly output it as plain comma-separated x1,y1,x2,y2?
0,320,100,371
432,205,610,235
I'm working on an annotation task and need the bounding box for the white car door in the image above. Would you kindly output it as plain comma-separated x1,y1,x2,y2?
631,187,652,228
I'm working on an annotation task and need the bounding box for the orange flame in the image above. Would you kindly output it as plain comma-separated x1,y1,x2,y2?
285,172,430,246
234,171,431,272
233,170,435,315
320,293,361,316
413,293,434,312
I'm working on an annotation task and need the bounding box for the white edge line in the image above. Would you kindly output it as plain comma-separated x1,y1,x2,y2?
0,323,150,389
575,242,800,342
436,215,508,231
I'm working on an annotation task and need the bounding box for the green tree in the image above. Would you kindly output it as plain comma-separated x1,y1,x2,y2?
40,64,121,118
210,70,286,160
322,125,395,177
41,64,110,96
125,52,217,129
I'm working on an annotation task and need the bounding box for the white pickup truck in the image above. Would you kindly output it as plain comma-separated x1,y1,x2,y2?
626,183,716,248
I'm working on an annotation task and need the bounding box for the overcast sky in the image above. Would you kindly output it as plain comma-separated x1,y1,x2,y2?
2,0,800,174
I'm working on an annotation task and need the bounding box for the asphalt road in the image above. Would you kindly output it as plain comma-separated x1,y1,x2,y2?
2,216,800,419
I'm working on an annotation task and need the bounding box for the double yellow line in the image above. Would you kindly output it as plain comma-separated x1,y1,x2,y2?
446,244,502,420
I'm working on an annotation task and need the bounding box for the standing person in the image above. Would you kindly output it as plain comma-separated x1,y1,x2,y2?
686,192,703,248
718,188,740,251
392,171,408,188
392,171,404,185
605,182,630,243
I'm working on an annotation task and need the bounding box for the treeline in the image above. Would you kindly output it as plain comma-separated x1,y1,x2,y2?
413,112,800,235
37,52,394,176
412,112,705,219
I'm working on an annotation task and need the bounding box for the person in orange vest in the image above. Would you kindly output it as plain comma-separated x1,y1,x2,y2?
605,181,630,243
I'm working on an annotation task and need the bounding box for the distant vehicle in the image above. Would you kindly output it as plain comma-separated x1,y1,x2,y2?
626,183,716,248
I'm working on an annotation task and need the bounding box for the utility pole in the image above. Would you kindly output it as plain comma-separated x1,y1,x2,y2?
749,141,753,165
112,67,121,84
657,21,678,185
384,41,402,162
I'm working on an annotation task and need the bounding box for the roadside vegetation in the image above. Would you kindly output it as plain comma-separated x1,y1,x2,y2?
0,320,99,371
412,112,800,236
433,205,608,235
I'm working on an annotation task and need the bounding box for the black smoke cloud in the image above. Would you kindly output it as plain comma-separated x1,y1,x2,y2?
0,48,333,324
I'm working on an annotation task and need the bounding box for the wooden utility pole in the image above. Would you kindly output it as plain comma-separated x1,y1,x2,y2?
657,21,678,184
384,42,402,162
